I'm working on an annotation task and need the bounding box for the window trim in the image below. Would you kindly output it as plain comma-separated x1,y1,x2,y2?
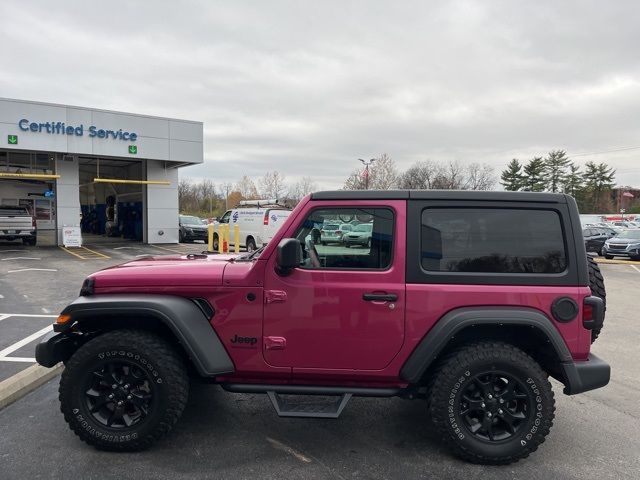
294,206,396,272
406,200,579,286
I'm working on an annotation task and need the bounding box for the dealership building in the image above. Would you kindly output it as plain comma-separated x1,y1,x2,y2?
0,98,203,245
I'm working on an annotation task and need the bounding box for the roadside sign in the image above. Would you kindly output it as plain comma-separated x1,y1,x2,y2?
62,225,82,248
8,135,18,145
128,145,137,154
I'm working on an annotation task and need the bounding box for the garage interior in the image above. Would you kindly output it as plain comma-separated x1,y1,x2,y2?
78,157,144,243
0,150,57,246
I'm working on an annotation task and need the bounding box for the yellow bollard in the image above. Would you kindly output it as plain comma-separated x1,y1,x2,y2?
207,223,216,252
217,223,224,254
224,224,231,252
233,224,240,253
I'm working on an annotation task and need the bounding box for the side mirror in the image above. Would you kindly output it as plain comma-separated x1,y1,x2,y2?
276,238,302,275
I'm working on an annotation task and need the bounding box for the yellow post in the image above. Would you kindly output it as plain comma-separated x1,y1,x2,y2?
217,224,224,254
207,223,216,252
224,224,231,252
233,224,240,253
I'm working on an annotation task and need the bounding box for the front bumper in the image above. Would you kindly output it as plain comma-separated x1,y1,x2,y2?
602,244,640,257
559,353,610,395
35,331,77,367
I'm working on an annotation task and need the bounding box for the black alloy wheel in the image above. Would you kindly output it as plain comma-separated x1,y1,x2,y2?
83,360,154,429
459,371,532,442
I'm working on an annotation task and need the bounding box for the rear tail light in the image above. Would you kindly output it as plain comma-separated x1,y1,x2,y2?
32,217,37,228
583,303,594,323
263,212,269,225
336,230,342,235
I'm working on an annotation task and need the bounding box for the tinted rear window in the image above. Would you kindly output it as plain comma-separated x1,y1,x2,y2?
421,208,567,274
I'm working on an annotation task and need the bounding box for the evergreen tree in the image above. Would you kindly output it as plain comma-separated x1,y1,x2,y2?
522,157,547,192
583,161,616,212
544,150,571,193
563,163,583,197
500,159,524,191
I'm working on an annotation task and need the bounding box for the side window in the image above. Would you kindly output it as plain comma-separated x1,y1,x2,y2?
420,208,567,274
294,208,394,270
219,211,231,224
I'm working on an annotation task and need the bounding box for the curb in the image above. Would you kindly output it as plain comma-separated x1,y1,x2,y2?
594,258,640,265
0,363,63,410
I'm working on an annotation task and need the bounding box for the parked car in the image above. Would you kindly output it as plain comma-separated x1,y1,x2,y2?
0,205,37,245
36,190,609,465
582,227,609,254
320,223,343,245
601,229,640,260
342,222,373,248
178,215,209,243
218,200,292,251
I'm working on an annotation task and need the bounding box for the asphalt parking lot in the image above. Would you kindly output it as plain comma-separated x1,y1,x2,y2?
0,240,207,382
0,246,638,479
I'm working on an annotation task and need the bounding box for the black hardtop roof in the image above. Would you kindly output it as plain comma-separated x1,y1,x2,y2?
311,190,568,203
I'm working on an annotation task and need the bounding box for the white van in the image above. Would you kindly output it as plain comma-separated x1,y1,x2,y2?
218,199,292,251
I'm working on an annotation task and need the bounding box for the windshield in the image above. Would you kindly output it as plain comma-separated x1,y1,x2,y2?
353,224,373,232
323,224,340,230
615,230,640,239
180,216,201,225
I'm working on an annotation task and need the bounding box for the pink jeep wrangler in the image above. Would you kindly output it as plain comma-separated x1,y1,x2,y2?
36,190,609,464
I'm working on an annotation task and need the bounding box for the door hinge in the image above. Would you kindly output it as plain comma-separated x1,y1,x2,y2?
265,290,287,304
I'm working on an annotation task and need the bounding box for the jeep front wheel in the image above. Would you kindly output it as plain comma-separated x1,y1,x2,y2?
59,329,189,451
428,341,555,464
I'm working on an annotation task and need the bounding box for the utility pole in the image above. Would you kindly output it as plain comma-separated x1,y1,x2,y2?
358,158,376,190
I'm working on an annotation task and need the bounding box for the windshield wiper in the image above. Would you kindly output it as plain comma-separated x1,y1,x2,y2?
236,245,266,261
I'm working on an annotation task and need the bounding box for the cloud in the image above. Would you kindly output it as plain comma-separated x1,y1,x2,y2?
1,0,639,188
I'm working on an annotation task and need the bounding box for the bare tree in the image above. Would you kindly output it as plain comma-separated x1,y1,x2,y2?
432,160,465,189
397,160,443,189
259,171,287,199
289,176,317,203
369,153,398,189
343,169,366,190
235,175,259,199
464,163,496,190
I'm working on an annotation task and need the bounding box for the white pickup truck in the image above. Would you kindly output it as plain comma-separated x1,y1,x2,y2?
0,205,37,245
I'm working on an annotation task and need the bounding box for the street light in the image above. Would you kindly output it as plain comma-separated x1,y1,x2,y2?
358,158,376,190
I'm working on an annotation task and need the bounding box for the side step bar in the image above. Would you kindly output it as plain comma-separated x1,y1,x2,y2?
221,384,401,419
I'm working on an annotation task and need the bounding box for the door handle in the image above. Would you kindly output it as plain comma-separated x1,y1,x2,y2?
363,293,398,302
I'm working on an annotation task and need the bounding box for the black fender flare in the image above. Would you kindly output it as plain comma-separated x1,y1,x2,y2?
49,294,234,377
399,307,573,383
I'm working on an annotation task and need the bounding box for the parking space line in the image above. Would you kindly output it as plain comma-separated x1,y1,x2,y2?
0,357,36,363
1,257,42,261
150,244,187,254
0,325,52,359
82,246,111,259
0,314,10,322
7,268,57,273
59,246,110,260
0,313,57,318
630,265,640,274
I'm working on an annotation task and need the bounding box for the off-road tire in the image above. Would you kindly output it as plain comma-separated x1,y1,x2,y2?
587,255,606,343
59,329,189,451
429,341,555,465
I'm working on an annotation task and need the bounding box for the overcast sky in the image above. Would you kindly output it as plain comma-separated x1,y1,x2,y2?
1,1,639,189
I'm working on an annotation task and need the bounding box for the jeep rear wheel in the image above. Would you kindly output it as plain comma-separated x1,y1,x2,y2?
587,255,606,343
59,330,189,451
428,341,555,464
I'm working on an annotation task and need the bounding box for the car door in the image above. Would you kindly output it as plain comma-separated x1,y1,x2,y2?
262,201,406,375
